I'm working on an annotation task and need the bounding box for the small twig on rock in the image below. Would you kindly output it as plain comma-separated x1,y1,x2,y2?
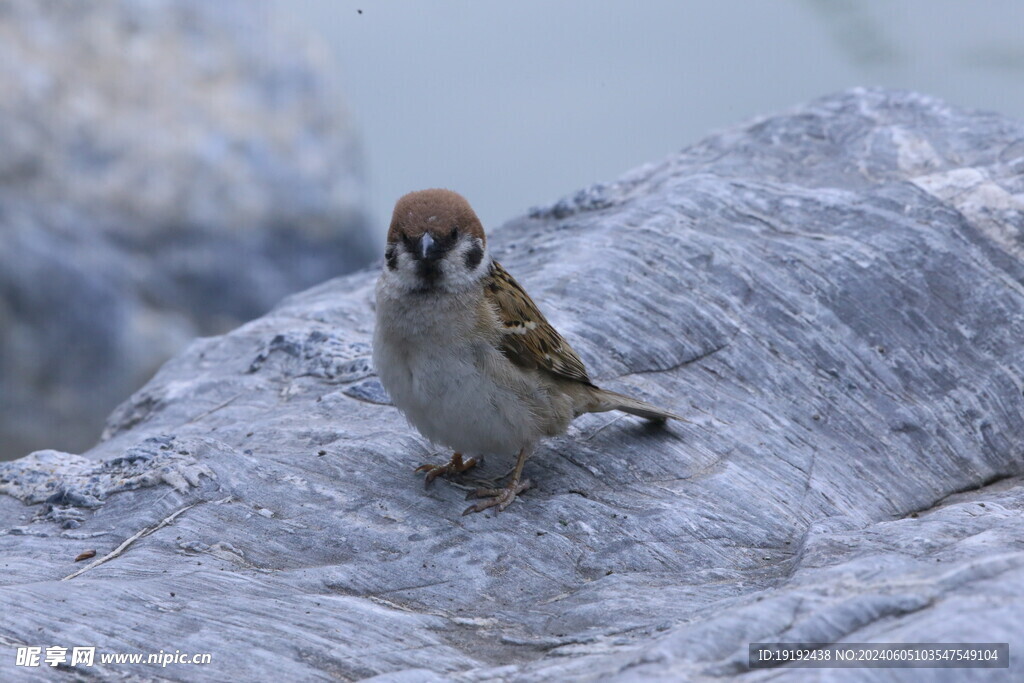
186,393,242,425
61,501,201,581
580,414,629,443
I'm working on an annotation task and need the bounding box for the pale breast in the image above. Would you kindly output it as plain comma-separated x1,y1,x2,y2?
375,335,542,455
373,283,543,456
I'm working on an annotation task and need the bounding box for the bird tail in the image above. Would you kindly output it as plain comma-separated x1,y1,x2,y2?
586,388,687,423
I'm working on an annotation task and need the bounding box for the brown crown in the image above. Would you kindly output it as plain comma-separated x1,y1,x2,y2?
388,189,486,247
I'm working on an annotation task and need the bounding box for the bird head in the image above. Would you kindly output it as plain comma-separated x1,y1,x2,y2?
384,189,489,293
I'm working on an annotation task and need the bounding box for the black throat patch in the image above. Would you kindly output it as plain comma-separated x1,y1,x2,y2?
415,259,442,289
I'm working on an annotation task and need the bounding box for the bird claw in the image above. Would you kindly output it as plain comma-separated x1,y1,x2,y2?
462,478,532,515
415,453,478,488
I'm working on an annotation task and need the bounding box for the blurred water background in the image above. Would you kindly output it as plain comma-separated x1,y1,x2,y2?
2,0,1022,460
280,0,1024,234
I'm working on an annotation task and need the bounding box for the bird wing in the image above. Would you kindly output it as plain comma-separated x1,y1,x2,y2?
482,260,592,385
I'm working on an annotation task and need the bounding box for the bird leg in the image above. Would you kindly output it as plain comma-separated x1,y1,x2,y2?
463,445,533,515
415,452,478,488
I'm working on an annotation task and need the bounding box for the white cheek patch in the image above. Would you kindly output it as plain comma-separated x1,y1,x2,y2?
437,238,489,291
387,247,428,291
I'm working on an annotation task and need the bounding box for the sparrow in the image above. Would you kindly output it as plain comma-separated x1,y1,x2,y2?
372,189,683,515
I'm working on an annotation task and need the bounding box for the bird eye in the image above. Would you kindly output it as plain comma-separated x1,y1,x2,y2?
449,226,459,240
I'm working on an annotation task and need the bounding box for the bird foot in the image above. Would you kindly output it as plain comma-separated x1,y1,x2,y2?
415,452,478,488
462,478,532,516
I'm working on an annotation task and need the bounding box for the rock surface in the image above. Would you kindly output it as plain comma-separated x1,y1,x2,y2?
0,0,374,461
2,88,1024,681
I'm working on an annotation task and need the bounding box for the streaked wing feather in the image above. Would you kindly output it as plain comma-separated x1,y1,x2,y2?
483,261,591,385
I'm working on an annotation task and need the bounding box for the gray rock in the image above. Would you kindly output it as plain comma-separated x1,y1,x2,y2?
2,88,1023,681
0,0,374,460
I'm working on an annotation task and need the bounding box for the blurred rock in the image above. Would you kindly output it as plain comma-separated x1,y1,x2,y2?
1,89,1023,680
0,0,375,460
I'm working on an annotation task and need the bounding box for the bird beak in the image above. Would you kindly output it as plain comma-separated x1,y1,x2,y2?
419,232,434,260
